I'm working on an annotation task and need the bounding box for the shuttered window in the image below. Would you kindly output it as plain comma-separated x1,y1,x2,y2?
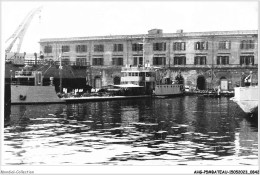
194,41,208,50
132,43,143,51
113,44,123,52
61,45,70,52
173,56,186,65
112,57,123,65
173,42,186,51
44,46,52,53
194,56,207,65
76,45,87,52
153,42,166,51
240,40,255,49
217,56,229,65
153,57,166,65
218,41,231,50
94,45,104,52
92,58,104,65
240,56,254,65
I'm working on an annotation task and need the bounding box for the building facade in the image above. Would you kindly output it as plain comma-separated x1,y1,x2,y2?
39,29,258,91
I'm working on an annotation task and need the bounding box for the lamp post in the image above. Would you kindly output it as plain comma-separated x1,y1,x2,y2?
143,36,145,67
10,70,12,84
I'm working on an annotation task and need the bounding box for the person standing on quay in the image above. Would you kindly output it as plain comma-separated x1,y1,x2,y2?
244,71,253,87
175,71,184,85
175,70,184,91
240,72,246,87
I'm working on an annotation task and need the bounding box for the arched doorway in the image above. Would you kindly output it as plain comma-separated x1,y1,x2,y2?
94,76,102,89
113,76,121,85
197,75,206,90
220,77,228,90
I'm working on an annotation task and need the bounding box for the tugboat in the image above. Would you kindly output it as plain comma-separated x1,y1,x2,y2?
119,64,156,95
11,69,64,104
119,64,184,97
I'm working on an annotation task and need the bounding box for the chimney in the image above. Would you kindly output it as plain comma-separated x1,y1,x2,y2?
148,29,163,35
34,52,37,66
177,29,183,33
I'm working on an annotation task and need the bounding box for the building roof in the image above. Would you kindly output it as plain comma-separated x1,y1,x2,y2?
39,30,258,43
5,63,87,79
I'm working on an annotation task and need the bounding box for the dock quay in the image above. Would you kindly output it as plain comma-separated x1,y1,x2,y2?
8,89,234,105
184,90,234,97
61,91,233,103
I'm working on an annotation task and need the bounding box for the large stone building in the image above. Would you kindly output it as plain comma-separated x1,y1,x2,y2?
39,29,258,91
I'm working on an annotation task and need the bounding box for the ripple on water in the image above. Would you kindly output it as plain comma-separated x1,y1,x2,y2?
3,97,258,165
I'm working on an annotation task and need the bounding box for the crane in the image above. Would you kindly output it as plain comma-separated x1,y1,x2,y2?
5,6,42,54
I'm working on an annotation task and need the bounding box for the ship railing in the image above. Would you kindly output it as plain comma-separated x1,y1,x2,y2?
10,79,34,85
24,60,45,65
10,80,51,86
54,61,90,67
15,71,34,77
121,66,156,72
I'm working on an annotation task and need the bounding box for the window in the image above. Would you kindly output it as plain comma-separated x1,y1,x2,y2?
173,56,186,65
240,56,254,65
240,40,255,49
146,72,151,77
94,44,104,52
76,56,87,66
219,41,231,50
61,56,70,65
153,57,166,65
44,46,52,53
113,44,123,52
92,58,103,65
195,41,208,50
194,56,207,65
217,56,229,65
173,42,186,51
132,43,143,51
112,57,123,66
133,56,143,65
153,42,166,51
76,45,87,52
61,45,70,53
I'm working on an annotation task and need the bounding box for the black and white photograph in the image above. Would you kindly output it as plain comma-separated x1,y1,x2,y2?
1,0,259,174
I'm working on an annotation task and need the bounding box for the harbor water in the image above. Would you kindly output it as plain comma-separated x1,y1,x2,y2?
3,96,258,165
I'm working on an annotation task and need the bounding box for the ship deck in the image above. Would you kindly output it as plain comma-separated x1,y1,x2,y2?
61,95,153,103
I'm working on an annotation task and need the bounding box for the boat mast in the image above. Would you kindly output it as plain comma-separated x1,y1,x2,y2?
59,52,63,93
142,36,146,91
211,35,215,89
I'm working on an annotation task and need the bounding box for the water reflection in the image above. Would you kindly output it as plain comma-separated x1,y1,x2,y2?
3,96,258,165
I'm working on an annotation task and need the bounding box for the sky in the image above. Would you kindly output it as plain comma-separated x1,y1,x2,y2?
1,1,258,53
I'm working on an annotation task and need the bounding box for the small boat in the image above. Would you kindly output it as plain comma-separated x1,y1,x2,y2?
231,86,258,118
203,93,221,98
154,83,183,97
10,70,65,104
